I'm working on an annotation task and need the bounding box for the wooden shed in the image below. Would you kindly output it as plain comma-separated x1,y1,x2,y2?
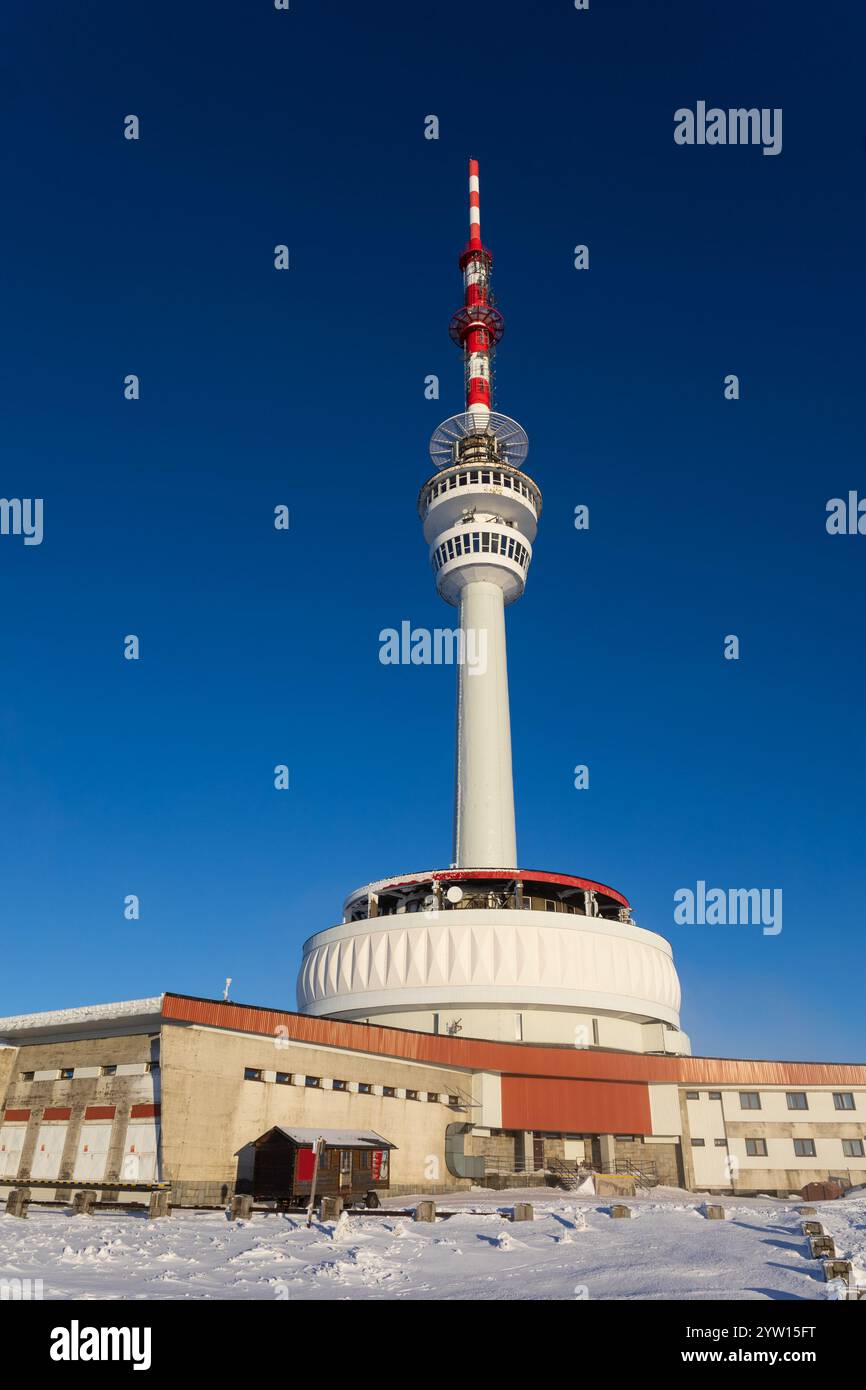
252,1126,396,1205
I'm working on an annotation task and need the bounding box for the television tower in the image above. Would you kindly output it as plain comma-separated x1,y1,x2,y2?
297,160,687,1059
420,158,541,868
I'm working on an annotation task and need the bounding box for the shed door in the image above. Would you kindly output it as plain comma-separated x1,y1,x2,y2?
339,1150,352,1189
74,1123,112,1182
0,1124,27,1180
120,1122,160,1182
31,1124,68,1180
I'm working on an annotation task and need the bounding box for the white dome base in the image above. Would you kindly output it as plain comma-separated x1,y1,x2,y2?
296,908,690,1055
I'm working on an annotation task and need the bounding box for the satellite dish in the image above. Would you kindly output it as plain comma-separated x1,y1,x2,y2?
445,885,464,904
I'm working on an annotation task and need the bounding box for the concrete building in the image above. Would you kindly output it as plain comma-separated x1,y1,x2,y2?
2,162,863,1207
1,993,864,1202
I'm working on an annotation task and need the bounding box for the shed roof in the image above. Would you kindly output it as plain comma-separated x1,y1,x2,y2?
266,1126,395,1150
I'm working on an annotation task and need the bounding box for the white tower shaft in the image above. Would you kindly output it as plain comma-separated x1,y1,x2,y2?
454,581,517,867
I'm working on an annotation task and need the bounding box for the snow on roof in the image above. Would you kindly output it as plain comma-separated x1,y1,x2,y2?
270,1127,396,1149
0,997,164,1034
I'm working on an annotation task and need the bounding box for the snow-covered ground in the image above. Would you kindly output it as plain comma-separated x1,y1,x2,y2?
1,1187,864,1301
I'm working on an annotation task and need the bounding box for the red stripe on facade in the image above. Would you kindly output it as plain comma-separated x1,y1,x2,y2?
161,993,866,1087
502,1076,653,1135
84,1106,116,1121
130,1103,160,1119
2,1109,30,1122
42,1107,71,1121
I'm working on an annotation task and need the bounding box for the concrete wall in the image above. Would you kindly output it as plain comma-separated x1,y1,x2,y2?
159,1021,476,1204
0,1045,18,1105
352,1005,690,1054
613,1136,684,1188
0,1033,159,1197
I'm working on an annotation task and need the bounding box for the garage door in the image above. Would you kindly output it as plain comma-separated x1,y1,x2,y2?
30,1124,68,1181
0,1124,27,1181
73,1123,113,1182
120,1122,160,1182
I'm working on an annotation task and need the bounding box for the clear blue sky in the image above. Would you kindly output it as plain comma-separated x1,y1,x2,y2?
1,1,864,1061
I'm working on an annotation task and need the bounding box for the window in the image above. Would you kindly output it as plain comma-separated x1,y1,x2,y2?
427,1092,439,1103
709,1091,722,1101
739,1092,761,1110
340,1150,352,1175
244,1067,263,1082
842,1139,864,1158
358,1082,372,1095
405,1089,418,1101
833,1092,855,1111
305,1075,320,1088
690,1138,705,1147
786,1092,808,1111
745,1138,768,1157
359,1150,371,1169
60,1068,74,1080
685,1091,699,1101
714,1139,727,1147
448,1095,459,1106
793,1138,816,1158
383,1086,395,1098
20,1071,34,1082
101,1065,117,1077
275,1072,291,1085
332,1079,347,1091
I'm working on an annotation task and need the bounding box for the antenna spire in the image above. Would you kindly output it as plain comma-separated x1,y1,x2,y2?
448,157,503,422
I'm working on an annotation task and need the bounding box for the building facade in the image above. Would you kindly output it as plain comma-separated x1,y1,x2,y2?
2,993,864,1203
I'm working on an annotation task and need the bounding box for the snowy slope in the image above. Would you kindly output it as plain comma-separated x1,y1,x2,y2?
1,1188,864,1301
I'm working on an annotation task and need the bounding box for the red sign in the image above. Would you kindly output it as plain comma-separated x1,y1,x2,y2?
296,1147,316,1181
371,1149,388,1182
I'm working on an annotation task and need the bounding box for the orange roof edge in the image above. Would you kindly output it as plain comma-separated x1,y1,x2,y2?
160,993,866,1088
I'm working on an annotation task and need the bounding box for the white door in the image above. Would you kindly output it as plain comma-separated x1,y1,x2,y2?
691,1140,731,1189
73,1123,112,1182
30,1124,68,1180
0,1124,27,1180
120,1122,159,1182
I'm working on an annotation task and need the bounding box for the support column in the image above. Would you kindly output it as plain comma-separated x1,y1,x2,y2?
454,581,517,867
598,1134,617,1173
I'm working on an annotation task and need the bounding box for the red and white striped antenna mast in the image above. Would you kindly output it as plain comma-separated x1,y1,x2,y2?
430,158,528,471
